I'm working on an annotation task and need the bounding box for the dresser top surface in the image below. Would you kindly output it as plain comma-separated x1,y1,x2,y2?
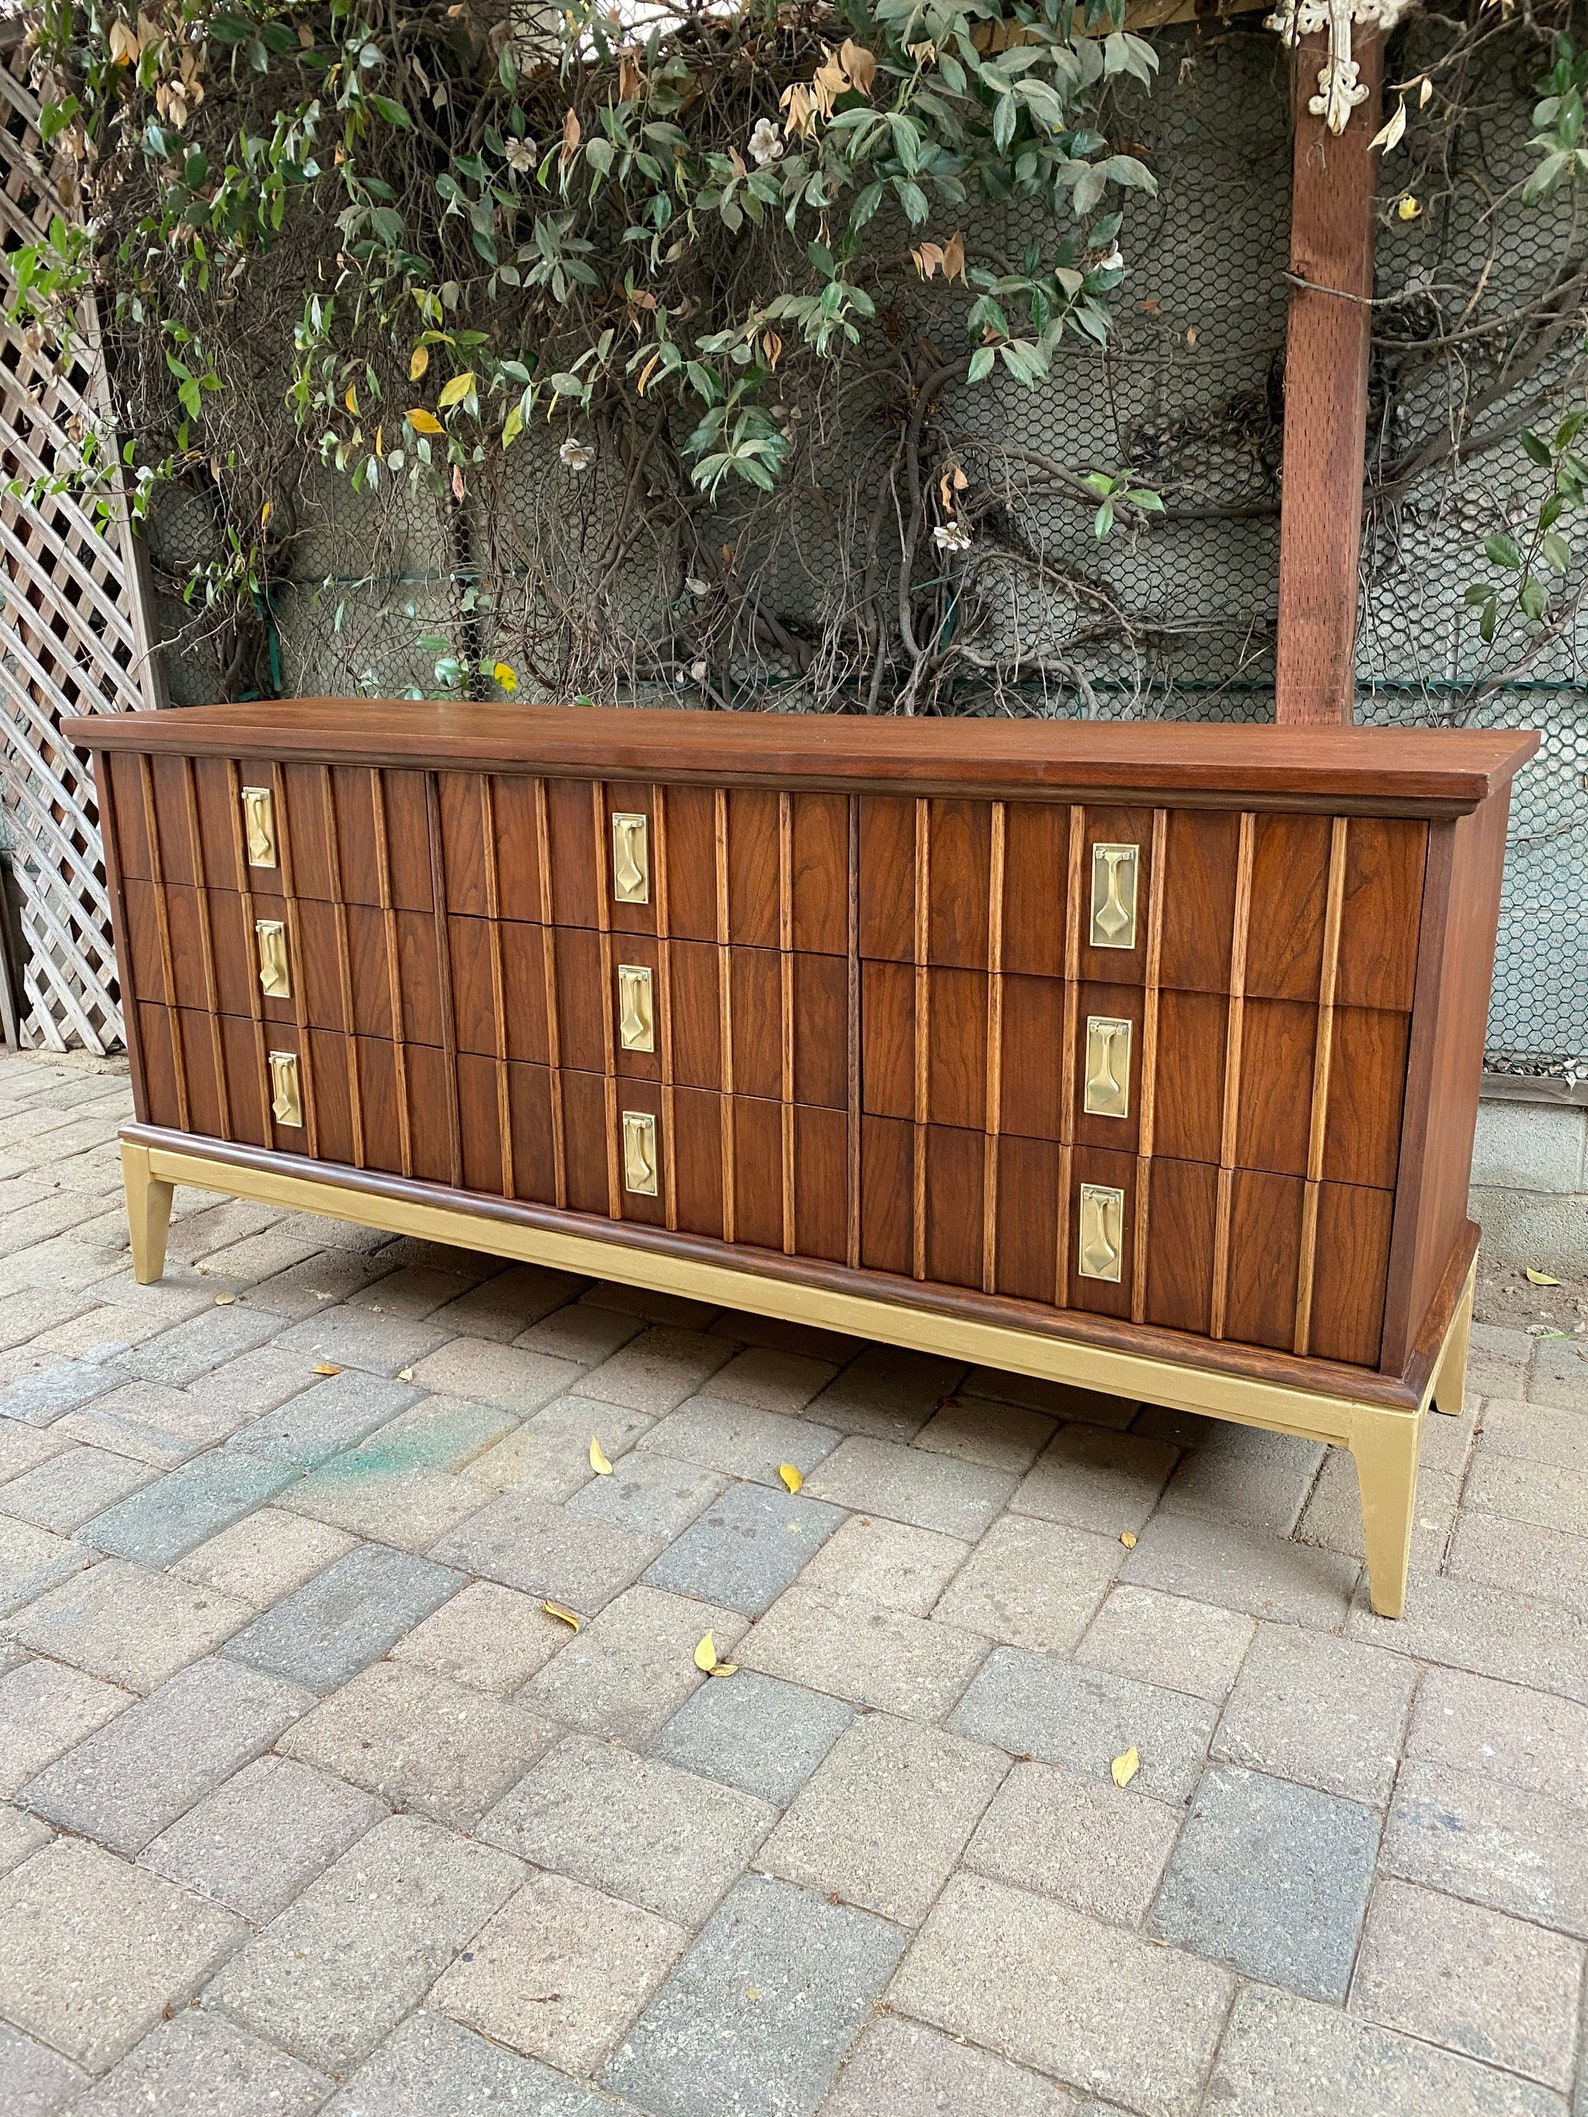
67,699,1538,812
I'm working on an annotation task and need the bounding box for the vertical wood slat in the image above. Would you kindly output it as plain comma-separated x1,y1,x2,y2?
778,791,796,1256
654,787,678,1231
714,789,736,1243
424,773,464,1189
480,777,514,1196
367,770,405,1174
846,795,862,1269
1294,813,1351,1352
534,779,568,1207
1054,804,1085,1304
592,782,621,1219
1210,811,1257,1339
982,802,1006,1294
95,760,151,1121
911,797,931,1281
1131,807,1169,1324
320,766,364,1167
137,754,189,1133
273,761,320,1159
181,757,231,1139
228,760,272,1145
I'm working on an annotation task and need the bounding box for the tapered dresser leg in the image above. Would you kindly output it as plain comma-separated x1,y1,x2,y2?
1350,1407,1423,1619
1429,1264,1476,1418
121,1141,173,1285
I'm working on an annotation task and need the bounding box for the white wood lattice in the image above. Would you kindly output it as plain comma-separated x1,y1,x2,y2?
0,28,161,1053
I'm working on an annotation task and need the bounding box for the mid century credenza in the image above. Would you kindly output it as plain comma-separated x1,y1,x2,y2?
65,701,1537,1617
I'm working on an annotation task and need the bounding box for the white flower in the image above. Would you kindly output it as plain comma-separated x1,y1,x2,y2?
690,658,709,682
1096,243,1124,272
932,521,972,553
749,118,784,167
503,136,537,174
685,575,711,597
559,436,593,472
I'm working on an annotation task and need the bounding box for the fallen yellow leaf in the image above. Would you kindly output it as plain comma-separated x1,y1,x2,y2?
708,1662,739,1677
694,1632,719,1672
778,1462,803,1493
589,1436,613,1475
214,1293,236,1306
1526,1267,1561,1286
542,1601,581,1630
1119,1531,1137,1549
1111,1746,1141,1788
409,344,429,381
397,1367,414,1381
311,1362,342,1376
407,407,444,435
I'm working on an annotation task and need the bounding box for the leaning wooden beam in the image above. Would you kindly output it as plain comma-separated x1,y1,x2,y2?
1274,28,1384,726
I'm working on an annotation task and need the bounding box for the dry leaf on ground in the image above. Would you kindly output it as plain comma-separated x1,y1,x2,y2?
1119,1530,1137,1549
1111,1746,1141,1788
778,1462,803,1492
1526,1267,1562,1286
542,1601,581,1630
312,1362,342,1376
589,1437,613,1474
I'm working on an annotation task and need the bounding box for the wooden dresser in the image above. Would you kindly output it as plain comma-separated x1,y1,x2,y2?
66,701,1536,1617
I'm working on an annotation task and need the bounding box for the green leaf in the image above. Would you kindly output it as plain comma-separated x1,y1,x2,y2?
1483,531,1523,570
1520,429,1555,468
967,346,997,382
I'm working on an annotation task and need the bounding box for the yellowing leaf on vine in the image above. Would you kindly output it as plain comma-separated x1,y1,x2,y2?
409,344,429,382
840,39,877,94
1111,1746,1141,1788
108,19,141,65
438,371,475,409
493,662,518,693
374,424,384,457
695,1632,719,1671
778,1462,803,1492
502,402,524,446
407,408,443,434
344,381,359,416
1526,1267,1562,1286
1396,195,1423,221
1370,100,1407,153
260,499,271,524
589,1435,612,1474
560,107,582,168
542,1600,581,1629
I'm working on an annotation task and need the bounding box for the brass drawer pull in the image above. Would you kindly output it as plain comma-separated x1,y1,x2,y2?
617,963,655,1052
267,1050,303,1127
621,1109,659,1195
1078,1183,1124,1281
241,786,278,868
256,918,291,1000
1090,842,1138,950
611,812,650,903
1083,1016,1132,1119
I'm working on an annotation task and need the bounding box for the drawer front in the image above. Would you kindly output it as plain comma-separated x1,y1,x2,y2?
454,1058,848,1263
437,774,849,952
448,919,849,1109
124,881,445,1046
856,794,1426,1003
109,753,435,909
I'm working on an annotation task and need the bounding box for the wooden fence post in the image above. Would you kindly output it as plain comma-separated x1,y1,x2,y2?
1273,28,1383,727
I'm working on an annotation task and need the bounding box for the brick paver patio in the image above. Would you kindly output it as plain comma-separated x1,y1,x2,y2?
0,1046,1585,2116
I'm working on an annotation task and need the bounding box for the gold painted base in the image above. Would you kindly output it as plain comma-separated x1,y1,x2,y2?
120,1137,1476,1622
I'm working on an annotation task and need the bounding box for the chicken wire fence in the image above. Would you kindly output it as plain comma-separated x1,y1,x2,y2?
36,18,1588,1070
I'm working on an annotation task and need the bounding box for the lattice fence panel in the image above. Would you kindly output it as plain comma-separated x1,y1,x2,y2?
0,29,160,1054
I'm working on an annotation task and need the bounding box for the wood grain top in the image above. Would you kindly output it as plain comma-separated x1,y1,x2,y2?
65,699,1539,813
